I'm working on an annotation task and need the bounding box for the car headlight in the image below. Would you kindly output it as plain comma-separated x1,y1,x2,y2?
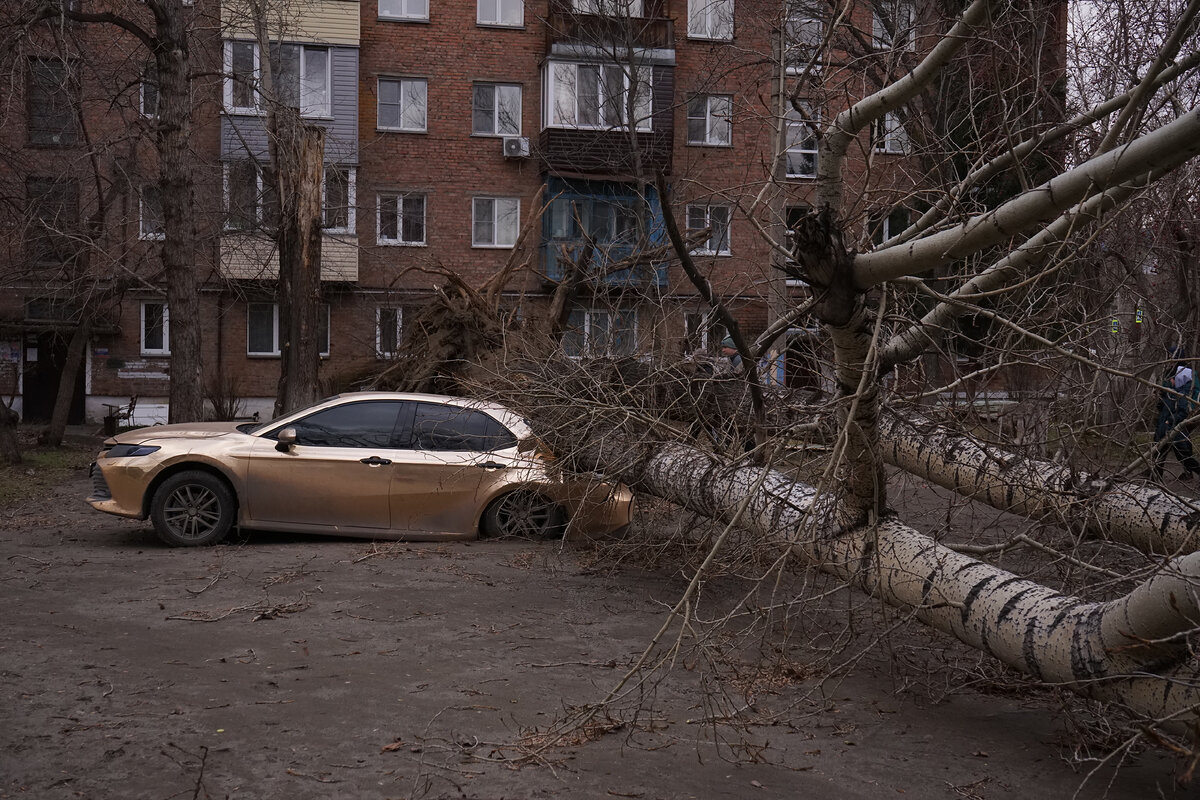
105,444,162,458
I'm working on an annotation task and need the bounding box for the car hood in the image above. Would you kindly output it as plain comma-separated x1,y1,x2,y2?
109,422,246,445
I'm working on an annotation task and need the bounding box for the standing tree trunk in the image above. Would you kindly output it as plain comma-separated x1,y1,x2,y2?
39,320,89,447
0,403,20,466
273,107,325,417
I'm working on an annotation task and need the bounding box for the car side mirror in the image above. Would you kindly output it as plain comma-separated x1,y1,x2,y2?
275,427,298,452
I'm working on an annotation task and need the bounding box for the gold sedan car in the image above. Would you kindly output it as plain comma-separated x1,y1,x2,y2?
87,392,632,547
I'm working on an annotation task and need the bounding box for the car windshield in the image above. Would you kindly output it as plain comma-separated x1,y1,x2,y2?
240,396,337,435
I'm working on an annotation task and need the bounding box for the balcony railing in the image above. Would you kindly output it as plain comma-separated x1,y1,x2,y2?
541,241,667,288
545,9,674,52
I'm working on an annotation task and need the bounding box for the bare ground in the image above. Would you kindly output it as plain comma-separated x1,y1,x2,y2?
0,435,1193,799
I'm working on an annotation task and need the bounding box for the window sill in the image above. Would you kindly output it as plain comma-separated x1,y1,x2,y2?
686,34,734,42
470,132,523,139
471,243,515,249
139,234,166,242
543,124,653,133
376,241,428,247
140,351,171,357
378,15,430,22
377,127,428,134
476,21,525,29
686,141,733,148
785,175,817,181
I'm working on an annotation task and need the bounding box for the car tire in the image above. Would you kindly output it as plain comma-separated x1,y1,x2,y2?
482,490,566,539
150,470,237,547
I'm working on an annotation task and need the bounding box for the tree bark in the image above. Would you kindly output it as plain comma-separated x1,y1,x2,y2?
273,107,325,417
39,321,89,447
0,404,20,466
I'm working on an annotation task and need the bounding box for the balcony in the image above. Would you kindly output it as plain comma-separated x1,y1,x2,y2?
541,242,667,288
219,234,358,282
545,8,674,53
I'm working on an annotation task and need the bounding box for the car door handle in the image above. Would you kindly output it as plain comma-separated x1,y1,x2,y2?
478,461,507,470
360,456,392,466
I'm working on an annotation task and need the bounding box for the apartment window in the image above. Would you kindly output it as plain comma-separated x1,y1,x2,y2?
685,312,724,353
247,302,330,356
873,0,915,50
225,161,276,232
472,83,521,136
224,41,259,113
687,0,733,40
545,62,651,131
275,44,331,117
141,301,170,355
323,166,355,232
26,177,79,265
872,111,908,154
785,0,823,73
573,0,644,15
686,94,731,146
563,307,638,357
380,0,429,20
140,186,165,240
141,62,159,117
547,197,638,244
869,208,909,246
686,205,731,255
477,0,522,26
785,104,818,178
377,307,402,357
378,193,426,245
27,58,79,146
472,197,520,247
378,77,427,131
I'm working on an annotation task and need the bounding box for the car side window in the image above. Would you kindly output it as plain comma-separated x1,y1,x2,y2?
286,401,404,448
408,403,518,452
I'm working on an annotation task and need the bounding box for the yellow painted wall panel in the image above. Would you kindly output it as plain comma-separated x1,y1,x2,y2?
220,234,359,282
223,0,360,46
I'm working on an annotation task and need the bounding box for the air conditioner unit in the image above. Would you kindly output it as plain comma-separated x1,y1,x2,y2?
502,136,531,159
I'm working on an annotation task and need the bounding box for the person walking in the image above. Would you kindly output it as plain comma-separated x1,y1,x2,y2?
1152,346,1200,480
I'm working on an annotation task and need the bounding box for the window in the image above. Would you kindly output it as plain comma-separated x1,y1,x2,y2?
141,302,170,355
27,58,79,146
547,197,639,244
686,94,732,146
869,207,909,246
872,111,908,154
563,307,638,357
140,186,164,240
377,307,403,357
26,177,79,265
379,0,429,20
378,193,426,245
247,302,330,356
378,77,427,131
686,205,731,255
275,44,331,117
785,103,818,178
477,0,522,26
572,0,644,15
685,312,723,353
472,83,521,136
472,197,520,247
288,401,404,448
785,0,823,73
687,0,733,40
545,62,651,131
223,41,259,113
873,0,915,50
408,403,518,451
141,62,159,117
323,166,355,232
224,161,277,232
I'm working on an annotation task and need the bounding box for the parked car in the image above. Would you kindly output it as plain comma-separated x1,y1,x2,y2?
87,392,633,547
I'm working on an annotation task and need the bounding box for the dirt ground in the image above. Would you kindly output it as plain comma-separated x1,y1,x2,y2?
0,433,1194,799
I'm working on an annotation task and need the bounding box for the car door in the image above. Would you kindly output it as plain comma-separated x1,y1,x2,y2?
387,401,521,534
244,400,405,531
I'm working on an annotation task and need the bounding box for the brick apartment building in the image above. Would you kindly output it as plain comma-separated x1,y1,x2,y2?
0,0,1065,424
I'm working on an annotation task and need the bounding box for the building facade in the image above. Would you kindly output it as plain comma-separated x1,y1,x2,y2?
0,0,1066,423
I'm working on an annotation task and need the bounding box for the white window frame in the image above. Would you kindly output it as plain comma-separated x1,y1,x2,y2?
379,0,429,21
686,94,732,146
873,0,915,51
472,83,522,136
377,77,428,132
140,301,170,355
377,192,427,246
686,204,732,255
563,307,639,358
472,197,520,248
322,166,356,234
869,207,909,247
376,306,403,358
477,0,523,26
139,186,165,241
140,63,158,118
785,103,819,179
223,161,269,232
687,0,733,40
543,62,652,132
784,1,823,74
872,111,908,154
223,40,261,115
296,45,332,118
247,302,331,357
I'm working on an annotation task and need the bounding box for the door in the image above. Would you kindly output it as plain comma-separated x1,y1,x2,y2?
244,400,406,530
22,331,85,424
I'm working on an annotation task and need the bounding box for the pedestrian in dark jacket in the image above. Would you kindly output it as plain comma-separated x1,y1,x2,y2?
1152,346,1200,480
